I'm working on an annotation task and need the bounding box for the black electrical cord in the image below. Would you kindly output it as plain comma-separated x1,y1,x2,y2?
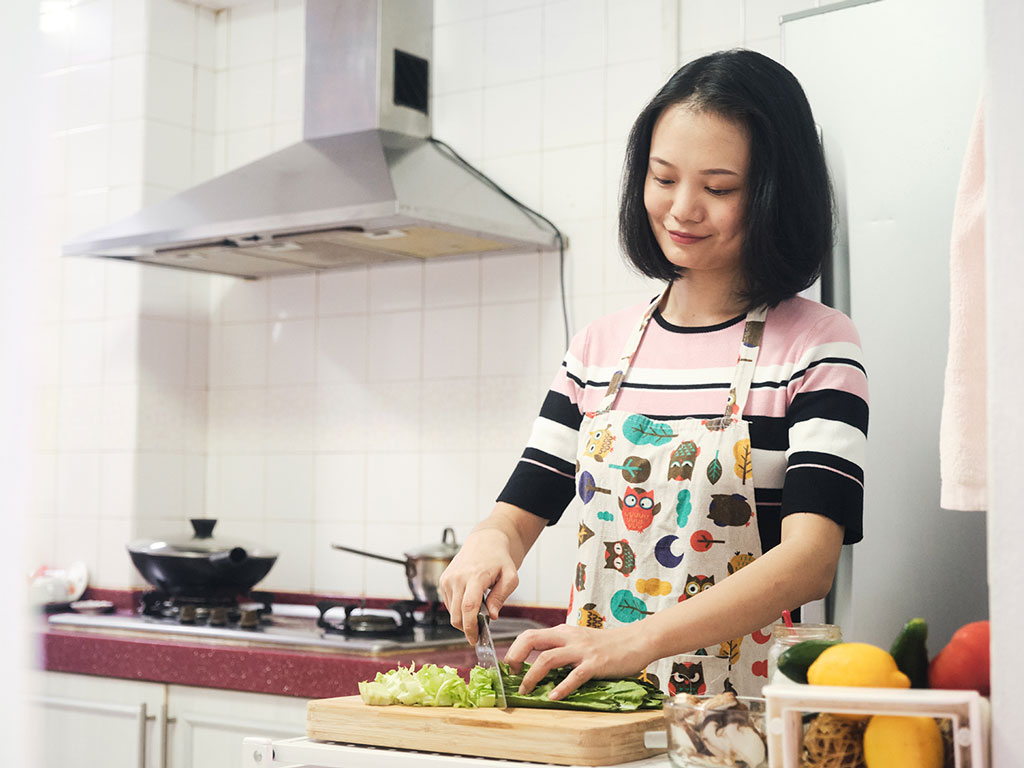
427,136,570,352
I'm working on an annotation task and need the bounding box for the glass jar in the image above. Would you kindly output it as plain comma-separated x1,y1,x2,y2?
766,623,842,684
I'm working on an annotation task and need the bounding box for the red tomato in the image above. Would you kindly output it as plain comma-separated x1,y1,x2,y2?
928,620,990,695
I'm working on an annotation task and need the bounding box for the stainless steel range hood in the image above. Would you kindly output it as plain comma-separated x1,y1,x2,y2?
63,0,560,279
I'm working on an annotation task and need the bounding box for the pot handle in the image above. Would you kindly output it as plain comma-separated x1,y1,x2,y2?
331,543,407,566
442,527,457,546
209,547,247,570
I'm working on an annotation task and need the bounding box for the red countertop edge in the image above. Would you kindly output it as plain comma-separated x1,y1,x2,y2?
40,590,566,700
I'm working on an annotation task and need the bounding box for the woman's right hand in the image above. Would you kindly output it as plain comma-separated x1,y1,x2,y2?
438,528,519,644
438,503,546,644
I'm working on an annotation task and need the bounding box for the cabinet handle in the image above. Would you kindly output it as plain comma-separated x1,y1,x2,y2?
137,703,147,768
160,703,169,768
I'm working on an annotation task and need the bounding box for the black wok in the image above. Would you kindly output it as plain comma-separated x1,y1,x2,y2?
128,519,278,598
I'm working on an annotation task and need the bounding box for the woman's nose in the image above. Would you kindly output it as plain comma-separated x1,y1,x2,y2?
668,186,703,224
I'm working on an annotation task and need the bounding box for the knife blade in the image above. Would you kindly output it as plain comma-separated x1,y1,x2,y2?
476,605,509,711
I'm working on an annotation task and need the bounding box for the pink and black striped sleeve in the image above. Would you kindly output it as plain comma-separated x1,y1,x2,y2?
781,311,869,543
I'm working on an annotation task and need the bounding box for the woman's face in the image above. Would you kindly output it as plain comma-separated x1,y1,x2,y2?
644,103,751,279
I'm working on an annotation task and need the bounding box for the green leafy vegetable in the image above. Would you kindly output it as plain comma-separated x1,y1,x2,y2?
358,663,494,708
359,662,664,712
500,662,664,711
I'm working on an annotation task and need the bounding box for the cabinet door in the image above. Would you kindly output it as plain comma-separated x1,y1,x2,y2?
30,671,167,768
166,685,309,768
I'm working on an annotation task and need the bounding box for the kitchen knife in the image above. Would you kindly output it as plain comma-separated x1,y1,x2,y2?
476,605,510,711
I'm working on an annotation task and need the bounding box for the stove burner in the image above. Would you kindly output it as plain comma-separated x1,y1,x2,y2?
139,590,273,628
348,613,403,633
316,599,449,638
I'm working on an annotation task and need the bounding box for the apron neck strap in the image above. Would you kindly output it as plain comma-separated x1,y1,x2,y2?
595,287,667,413
596,287,769,419
725,305,768,422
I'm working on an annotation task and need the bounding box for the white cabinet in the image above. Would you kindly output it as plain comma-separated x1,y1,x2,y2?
166,685,308,768
30,671,168,768
33,673,309,768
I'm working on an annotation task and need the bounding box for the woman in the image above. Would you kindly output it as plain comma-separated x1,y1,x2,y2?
439,49,867,699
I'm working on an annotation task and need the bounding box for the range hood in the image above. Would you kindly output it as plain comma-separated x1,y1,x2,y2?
63,0,560,279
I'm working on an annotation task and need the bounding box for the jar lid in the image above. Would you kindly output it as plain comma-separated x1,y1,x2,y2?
770,622,843,642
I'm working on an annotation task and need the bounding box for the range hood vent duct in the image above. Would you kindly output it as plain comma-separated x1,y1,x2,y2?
63,0,561,279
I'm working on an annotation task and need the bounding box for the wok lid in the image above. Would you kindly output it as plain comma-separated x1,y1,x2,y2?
127,518,278,559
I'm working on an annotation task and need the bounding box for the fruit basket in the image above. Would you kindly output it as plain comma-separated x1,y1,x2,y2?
762,684,990,768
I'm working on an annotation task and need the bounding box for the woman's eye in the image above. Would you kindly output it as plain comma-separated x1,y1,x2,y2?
706,187,734,196
653,176,674,186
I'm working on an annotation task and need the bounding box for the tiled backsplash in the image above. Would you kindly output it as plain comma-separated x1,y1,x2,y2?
30,0,817,606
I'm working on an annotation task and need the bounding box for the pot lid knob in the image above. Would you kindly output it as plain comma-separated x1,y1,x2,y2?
191,518,217,539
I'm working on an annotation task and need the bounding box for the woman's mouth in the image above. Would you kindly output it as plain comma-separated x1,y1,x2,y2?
668,230,708,245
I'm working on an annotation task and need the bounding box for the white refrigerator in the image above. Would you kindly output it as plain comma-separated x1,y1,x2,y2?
782,0,988,652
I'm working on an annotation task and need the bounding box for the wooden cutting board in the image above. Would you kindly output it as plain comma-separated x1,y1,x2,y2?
306,695,667,766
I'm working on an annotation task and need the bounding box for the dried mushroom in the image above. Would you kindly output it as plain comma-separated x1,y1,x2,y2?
669,693,767,768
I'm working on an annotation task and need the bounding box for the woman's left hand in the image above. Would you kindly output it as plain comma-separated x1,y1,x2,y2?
503,624,652,701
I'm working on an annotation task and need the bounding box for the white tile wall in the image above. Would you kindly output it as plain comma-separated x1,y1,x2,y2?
313,521,366,594
481,251,539,303
32,0,817,606
265,453,313,520
268,319,316,386
314,453,367,522
422,306,479,379
482,80,543,157
433,19,484,94
367,311,422,381
111,0,147,58
71,0,114,64
147,0,198,63
606,0,663,65
484,8,543,86
543,0,606,76
368,262,423,313
542,70,605,150
67,63,112,130
264,386,315,451
424,256,479,308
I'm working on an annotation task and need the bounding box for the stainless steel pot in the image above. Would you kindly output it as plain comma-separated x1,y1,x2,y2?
127,519,278,597
331,527,459,604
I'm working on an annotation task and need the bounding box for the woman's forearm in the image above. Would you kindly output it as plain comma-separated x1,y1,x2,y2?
635,513,844,664
468,502,547,568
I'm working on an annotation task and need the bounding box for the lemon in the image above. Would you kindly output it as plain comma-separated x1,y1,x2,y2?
863,715,943,768
806,642,911,688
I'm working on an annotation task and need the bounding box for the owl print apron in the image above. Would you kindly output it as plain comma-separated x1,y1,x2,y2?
569,290,773,698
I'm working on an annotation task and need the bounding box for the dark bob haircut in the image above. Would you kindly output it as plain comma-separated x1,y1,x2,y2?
618,49,833,308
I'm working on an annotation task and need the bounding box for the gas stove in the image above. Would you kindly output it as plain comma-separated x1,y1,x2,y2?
47,592,542,655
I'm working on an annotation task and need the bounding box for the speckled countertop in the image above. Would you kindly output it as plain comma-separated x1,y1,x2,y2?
40,590,563,700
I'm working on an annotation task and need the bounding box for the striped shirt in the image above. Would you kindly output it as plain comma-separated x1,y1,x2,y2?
498,295,868,552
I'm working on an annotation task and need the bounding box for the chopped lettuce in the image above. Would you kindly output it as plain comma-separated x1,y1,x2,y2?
358,663,483,708
358,661,663,712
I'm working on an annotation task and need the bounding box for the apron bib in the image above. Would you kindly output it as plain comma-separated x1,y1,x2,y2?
569,289,773,697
